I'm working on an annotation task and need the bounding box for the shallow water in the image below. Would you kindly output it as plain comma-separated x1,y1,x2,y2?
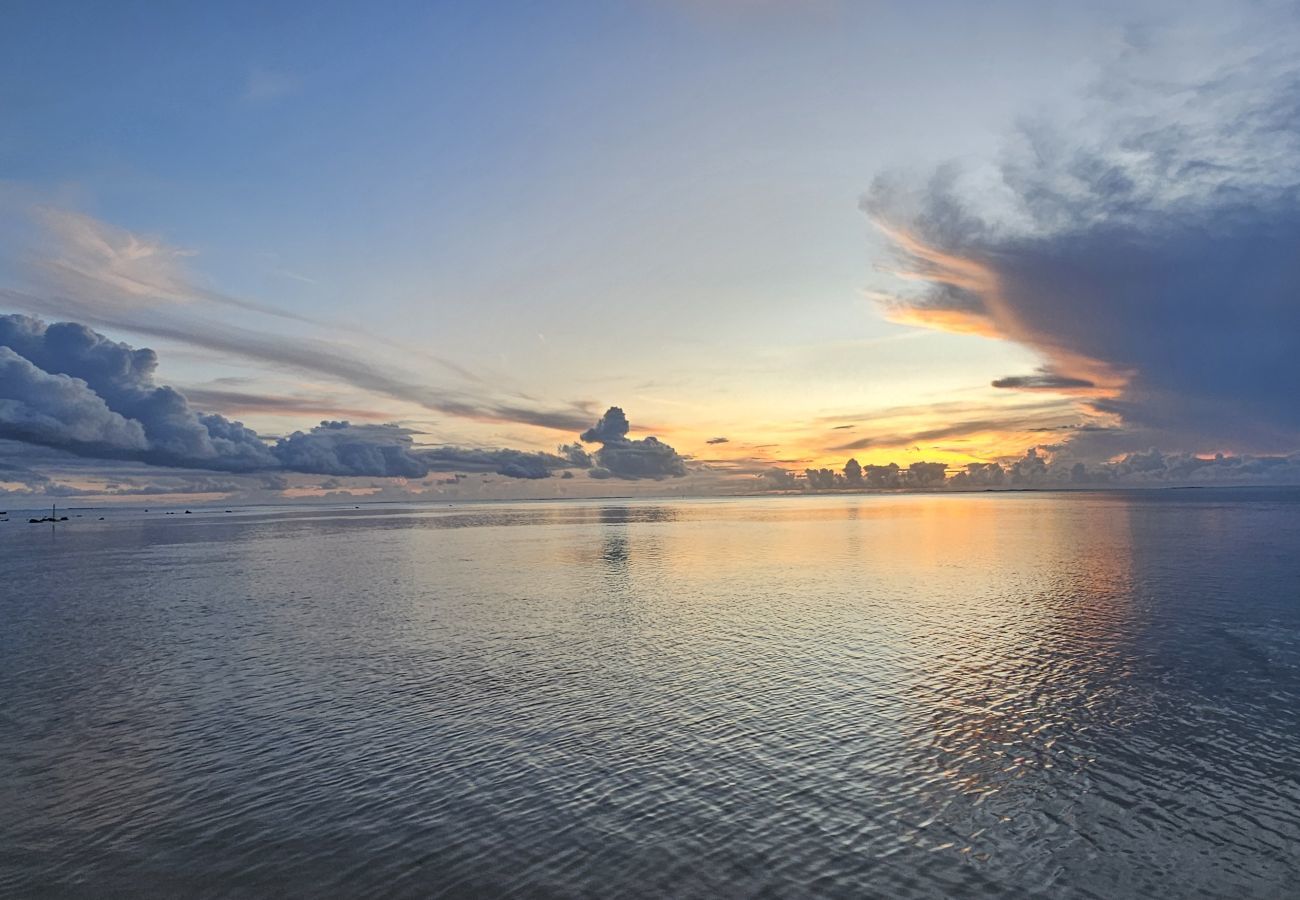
3,490,1300,898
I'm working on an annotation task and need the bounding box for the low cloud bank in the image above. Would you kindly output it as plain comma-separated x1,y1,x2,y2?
783,448,1300,492
0,315,586,480
1,315,698,487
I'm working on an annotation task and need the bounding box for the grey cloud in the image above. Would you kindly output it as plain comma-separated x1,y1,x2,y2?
760,467,798,489
0,315,274,470
558,443,593,468
706,436,729,444
992,372,1096,390
580,407,631,443
866,20,1300,459
0,346,148,452
577,406,688,481
947,462,1006,488
593,437,688,480
176,386,394,422
98,476,247,496
0,315,588,481
417,445,574,480
774,445,1300,492
263,422,578,480
272,422,429,478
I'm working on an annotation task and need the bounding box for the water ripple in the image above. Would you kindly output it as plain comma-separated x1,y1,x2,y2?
3,490,1300,898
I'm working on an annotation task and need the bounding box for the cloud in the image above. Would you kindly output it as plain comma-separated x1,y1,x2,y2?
0,315,585,480
865,13,1300,458
176,386,397,422
0,314,275,470
30,208,321,326
3,286,597,433
992,372,1096,391
830,410,1080,452
706,436,729,444
580,407,631,443
759,467,798,489
3,209,597,434
0,346,148,452
272,422,430,478
777,445,1300,492
577,406,689,480
414,445,574,480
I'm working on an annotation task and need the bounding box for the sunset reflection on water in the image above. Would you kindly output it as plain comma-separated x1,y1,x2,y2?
3,491,1299,898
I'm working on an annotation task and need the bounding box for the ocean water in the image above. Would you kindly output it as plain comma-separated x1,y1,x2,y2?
3,490,1300,899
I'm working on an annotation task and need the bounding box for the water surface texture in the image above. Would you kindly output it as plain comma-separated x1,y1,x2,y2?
4,491,1300,898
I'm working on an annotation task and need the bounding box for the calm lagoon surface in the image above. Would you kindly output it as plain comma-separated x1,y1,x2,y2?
3,490,1300,899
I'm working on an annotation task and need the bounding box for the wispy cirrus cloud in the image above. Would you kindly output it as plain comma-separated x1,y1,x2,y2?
175,386,400,423
2,208,597,433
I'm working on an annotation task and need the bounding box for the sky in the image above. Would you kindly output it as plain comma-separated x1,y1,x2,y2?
3,0,1300,505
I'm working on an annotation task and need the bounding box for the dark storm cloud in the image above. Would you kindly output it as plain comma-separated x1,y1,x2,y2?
865,22,1300,457
577,406,688,480
0,315,585,480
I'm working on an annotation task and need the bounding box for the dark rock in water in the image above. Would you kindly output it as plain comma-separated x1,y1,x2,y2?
184,510,192,514
98,517,105,520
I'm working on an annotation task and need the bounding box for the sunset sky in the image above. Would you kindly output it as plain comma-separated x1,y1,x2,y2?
3,0,1299,503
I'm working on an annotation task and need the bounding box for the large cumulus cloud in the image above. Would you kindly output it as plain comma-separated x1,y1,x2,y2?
577,406,688,480
865,16,1300,458
0,347,147,452
0,314,275,469
0,315,580,480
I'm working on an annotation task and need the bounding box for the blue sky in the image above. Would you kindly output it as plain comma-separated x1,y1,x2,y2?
3,1,1299,502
